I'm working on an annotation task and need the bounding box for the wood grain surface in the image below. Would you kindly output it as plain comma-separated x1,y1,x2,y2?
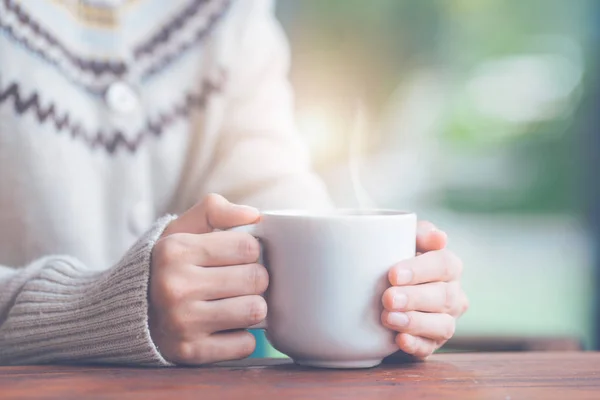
1,352,599,400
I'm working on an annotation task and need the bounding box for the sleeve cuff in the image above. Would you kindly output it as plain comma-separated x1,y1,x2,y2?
0,214,177,366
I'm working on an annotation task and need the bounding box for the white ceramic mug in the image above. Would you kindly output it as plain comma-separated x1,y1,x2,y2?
234,209,417,369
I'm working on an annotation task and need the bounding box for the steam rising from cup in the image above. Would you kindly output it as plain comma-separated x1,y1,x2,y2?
349,100,377,210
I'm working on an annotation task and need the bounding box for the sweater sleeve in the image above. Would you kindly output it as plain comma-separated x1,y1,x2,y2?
0,215,177,366
202,0,334,211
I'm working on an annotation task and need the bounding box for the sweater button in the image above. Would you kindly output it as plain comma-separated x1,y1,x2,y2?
128,201,153,236
106,81,139,114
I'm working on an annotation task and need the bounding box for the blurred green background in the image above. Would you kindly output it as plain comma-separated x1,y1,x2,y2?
253,0,598,356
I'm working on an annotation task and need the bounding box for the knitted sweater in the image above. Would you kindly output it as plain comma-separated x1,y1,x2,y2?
0,0,332,365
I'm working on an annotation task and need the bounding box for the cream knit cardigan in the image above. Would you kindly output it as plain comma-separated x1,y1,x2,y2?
0,0,331,365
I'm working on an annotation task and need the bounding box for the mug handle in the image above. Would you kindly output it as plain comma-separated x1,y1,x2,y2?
229,223,267,330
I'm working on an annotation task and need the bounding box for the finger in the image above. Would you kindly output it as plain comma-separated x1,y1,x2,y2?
459,291,470,316
196,231,261,266
157,231,260,267
174,330,256,365
197,263,269,300
388,249,463,286
382,281,463,314
200,295,267,333
164,193,260,235
382,311,456,342
395,333,439,359
416,221,447,253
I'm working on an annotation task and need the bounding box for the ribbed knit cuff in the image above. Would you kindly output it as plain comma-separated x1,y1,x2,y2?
0,214,177,366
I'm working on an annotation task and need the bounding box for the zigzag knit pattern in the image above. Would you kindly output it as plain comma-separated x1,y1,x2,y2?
1,0,127,77
0,76,225,154
0,0,232,92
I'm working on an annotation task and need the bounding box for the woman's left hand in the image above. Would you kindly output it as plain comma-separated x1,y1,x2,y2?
382,221,468,359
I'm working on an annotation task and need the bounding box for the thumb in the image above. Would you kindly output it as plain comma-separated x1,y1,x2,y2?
163,193,260,236
416,220,447,253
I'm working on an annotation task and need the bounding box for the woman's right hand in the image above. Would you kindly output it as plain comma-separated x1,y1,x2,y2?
148,194,269,365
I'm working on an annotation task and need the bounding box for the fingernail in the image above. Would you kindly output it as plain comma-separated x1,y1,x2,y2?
392,293,408,310
403,334,417,354
234,204,259,214
394,269,413,285
417,224,436,237
387,312,409,328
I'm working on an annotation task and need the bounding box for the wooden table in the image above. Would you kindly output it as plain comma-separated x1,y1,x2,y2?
1,352,599,400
